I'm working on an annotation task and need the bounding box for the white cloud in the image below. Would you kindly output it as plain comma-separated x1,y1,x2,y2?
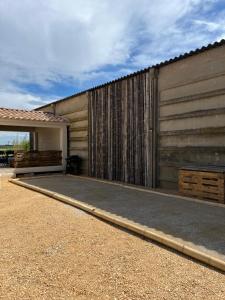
0,0,224,109
0,89,55,109
194,20,222,31
194,18,225,32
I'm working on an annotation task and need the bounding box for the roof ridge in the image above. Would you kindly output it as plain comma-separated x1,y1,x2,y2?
0,107,55,113
89,39,225,90
34,38,225,109
0,107,68,123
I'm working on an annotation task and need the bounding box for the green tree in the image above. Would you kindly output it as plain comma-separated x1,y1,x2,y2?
13,137,30,151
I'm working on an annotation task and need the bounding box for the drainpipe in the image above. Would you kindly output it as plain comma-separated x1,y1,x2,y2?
33,132,38,151
67,125,70,158
29,132,34,151
29,131,38,151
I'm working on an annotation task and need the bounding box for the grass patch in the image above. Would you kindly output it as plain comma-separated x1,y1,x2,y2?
0,145,14,151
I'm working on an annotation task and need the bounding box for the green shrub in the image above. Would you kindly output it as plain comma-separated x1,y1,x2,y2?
13,138,30,152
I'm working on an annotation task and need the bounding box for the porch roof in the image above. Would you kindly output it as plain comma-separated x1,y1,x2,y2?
0,107,68,124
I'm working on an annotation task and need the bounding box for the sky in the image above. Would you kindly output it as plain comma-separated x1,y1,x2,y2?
0,0,225,144
0,131,29,146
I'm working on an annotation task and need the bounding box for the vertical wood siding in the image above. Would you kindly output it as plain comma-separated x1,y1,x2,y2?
88,69,157,187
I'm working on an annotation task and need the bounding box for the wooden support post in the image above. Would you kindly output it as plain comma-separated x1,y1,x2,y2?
150,68,159,188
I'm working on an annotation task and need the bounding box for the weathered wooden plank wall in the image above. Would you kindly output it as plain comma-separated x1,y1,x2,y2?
88,69,158,187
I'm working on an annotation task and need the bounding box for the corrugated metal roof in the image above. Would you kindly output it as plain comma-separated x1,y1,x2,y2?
0,107,68,123
38,39,225,109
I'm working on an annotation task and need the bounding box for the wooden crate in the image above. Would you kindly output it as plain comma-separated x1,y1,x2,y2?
179,167,225,204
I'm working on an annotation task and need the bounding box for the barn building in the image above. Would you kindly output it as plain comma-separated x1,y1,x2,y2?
37,39,225,190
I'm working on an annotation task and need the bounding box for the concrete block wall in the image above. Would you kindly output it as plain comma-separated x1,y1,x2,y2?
158,44,225,189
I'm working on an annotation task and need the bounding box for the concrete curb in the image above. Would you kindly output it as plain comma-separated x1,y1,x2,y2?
9,178,225,273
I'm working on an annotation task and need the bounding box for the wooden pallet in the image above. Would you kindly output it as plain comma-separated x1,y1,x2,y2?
13,151,62,168
179,168,225,204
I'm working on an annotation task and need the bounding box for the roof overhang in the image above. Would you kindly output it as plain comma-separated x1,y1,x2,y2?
0,118,69,128
0,107,69,129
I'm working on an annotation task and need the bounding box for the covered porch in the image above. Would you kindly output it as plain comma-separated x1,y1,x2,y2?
0,108,69,177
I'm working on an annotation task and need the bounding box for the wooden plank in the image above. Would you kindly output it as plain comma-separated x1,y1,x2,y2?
201,178,224,186
182,189,224,202
180,170,224,178
179,175,199,184
179,169,225,203
13,151,62,168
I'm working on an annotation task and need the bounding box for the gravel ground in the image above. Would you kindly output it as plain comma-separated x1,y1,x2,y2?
0,179,224,300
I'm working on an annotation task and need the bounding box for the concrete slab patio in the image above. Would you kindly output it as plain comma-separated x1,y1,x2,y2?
11,175,225,272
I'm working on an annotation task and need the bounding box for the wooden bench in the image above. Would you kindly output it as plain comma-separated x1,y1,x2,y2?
13,150,62,168
179,166,225,204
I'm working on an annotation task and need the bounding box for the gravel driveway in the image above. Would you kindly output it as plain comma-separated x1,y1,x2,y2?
0,179,224,300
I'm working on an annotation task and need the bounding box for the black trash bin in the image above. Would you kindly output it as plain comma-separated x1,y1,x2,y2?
66,155,82,175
